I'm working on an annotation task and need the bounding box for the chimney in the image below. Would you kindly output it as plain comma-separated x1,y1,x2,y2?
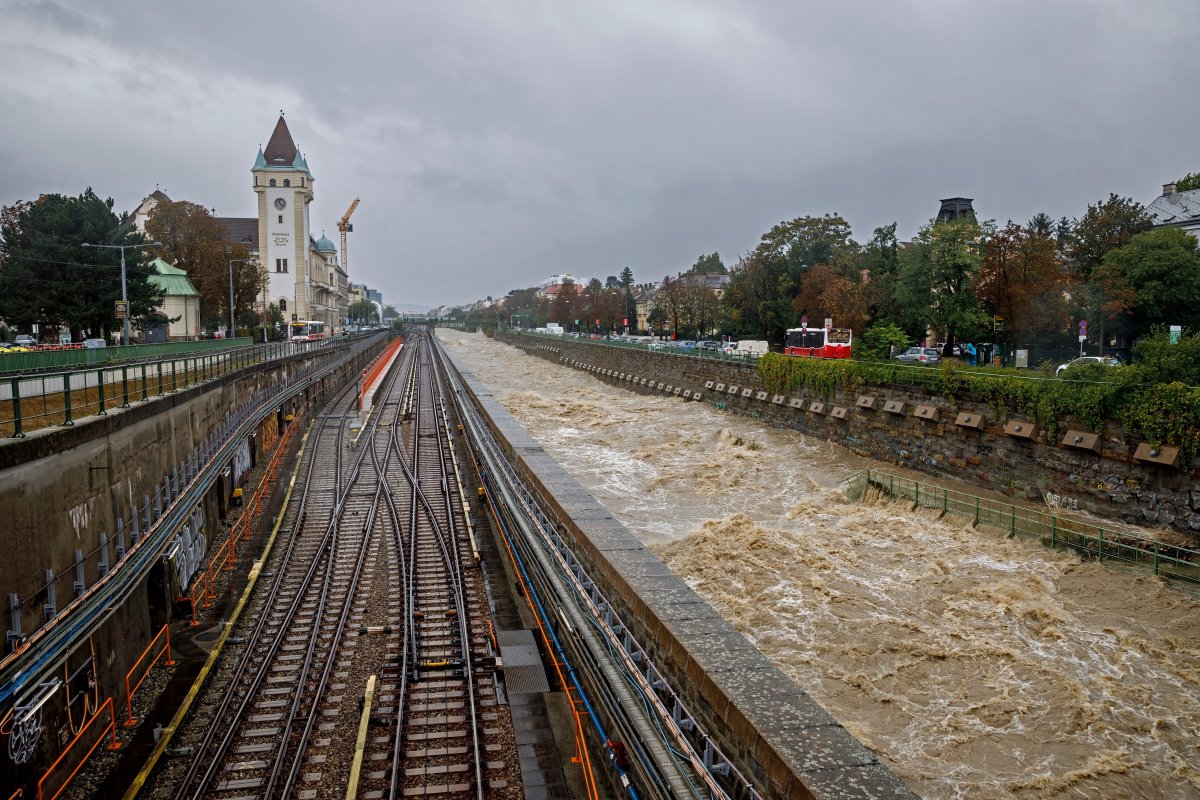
1163,183,1178,195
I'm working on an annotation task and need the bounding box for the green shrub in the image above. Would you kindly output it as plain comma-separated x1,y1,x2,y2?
760,353,1199,458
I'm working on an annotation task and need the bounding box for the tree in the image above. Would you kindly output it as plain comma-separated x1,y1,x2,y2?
975,221,1071,347
1174,172,1200,192
619,267,636,324
792,263,869,333
856,321,911,361
349,298,379,324
691,252,727,275
896,216,990,354
1069,194,1152,282
1093,227,1200,339
146,200,259,327
550,278,580,328
0,189,160,338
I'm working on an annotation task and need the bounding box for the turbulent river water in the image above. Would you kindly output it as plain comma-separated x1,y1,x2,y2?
438,329,1200,800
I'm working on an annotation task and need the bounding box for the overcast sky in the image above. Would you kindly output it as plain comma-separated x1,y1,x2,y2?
1,1,1197,310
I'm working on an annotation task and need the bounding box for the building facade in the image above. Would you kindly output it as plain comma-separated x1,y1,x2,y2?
1147,182,1200,237
251,115,349,331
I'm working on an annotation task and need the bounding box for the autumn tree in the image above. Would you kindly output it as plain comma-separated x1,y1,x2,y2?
974,221,1071,346
550,278,580,328
792,263,869,333
0,189,160,338
147,200,259,327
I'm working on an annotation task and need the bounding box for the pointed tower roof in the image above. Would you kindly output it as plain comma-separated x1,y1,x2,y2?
253,147,267,170
263,115,298,166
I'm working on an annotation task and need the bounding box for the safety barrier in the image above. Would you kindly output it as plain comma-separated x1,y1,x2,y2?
36,696,120,800
0,337,343,437
359,335,403,409
845,469,1200,586
122,625,175,727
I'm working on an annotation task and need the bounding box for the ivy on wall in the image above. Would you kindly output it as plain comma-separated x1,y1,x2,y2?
759,354,1200,459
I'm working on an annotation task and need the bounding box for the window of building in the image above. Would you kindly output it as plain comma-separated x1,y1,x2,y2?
269,179,276,187
279,299,287,312
283,179,290,187
276,258,288,273
278,215,283,224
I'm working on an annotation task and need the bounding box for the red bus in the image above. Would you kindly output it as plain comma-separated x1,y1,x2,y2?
290,320,326,341
784,327,852,359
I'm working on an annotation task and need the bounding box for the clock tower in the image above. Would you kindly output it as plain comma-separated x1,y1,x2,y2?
252,114,314,321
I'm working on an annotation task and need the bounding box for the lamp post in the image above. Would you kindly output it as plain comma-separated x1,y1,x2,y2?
82,240,161,346
228,258,255,339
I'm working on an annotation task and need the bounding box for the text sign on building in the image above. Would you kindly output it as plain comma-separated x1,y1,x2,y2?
115,300,128,319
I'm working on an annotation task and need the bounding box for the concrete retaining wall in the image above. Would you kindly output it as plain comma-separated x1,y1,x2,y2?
0,340,378,790
498,332,1200,536
446,347,917,800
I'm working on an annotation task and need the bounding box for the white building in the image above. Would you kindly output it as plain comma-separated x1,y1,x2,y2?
1147,182,1200,237
250,115,349,330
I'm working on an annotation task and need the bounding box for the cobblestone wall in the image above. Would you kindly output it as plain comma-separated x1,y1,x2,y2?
499,332,1200,537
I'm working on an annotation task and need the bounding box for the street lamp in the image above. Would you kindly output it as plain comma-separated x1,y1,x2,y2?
228,258,256,339
82,240,161,346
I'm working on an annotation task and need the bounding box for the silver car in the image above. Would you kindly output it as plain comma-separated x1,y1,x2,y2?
1056,356,1120,375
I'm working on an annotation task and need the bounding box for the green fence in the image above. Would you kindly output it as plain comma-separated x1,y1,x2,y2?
0,337,256,373
844,469,1200,588
1,338,347,438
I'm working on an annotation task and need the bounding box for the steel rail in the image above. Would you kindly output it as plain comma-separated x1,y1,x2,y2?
434,334,763,800
173,378,363,798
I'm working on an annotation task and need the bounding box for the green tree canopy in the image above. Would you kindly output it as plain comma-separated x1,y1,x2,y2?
1173,172,1200,192
896,216,991,354
690,252,727,274
0,188,160,337
1094,227,1200,339
1069,193,1152,282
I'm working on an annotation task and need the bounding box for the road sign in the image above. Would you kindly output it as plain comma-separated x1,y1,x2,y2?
824,318,833,330
1170,324,1182,344
114,300,128,319
1079,319,1087,335
801,315,808,331
623,318,628,326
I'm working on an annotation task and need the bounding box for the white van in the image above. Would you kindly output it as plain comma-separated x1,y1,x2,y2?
734,340,770,357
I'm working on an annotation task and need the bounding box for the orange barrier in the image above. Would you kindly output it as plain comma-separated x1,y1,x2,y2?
122,625,176,728
37,696,120,800
360,337,404,409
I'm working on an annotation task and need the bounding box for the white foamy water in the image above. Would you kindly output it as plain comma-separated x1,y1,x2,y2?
440,330,1200,799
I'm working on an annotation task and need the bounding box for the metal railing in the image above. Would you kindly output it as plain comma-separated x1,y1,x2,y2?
1,338,344,437
844,469,1200,588
0,337,256,373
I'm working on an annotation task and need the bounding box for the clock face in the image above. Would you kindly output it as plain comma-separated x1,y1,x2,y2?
274,198,287,210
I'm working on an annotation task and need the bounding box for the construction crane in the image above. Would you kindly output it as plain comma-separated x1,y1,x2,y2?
338,197,360,273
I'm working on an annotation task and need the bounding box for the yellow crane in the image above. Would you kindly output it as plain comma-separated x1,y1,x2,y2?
338,197,360,273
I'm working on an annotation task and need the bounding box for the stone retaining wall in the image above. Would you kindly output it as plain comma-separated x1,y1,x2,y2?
499,332,1200,536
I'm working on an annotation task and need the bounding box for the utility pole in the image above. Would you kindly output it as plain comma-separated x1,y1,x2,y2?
82,240,160,345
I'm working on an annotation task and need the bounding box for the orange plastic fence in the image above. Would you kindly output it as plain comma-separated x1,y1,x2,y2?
360,338,404,408
123,625,175,727
37,696,119,800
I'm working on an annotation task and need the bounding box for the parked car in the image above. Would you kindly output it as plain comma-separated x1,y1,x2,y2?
13,334,36,347
696,340,721,350
895,347,940,365
83,338,107,349
675,341,697,350
1055,355,1121,376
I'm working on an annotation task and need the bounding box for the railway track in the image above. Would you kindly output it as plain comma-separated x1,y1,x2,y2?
165,331,517,799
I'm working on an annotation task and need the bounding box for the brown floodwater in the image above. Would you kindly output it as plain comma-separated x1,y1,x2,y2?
439,330,1200,799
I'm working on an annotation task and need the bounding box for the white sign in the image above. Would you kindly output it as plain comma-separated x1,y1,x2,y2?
824,318,833,330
